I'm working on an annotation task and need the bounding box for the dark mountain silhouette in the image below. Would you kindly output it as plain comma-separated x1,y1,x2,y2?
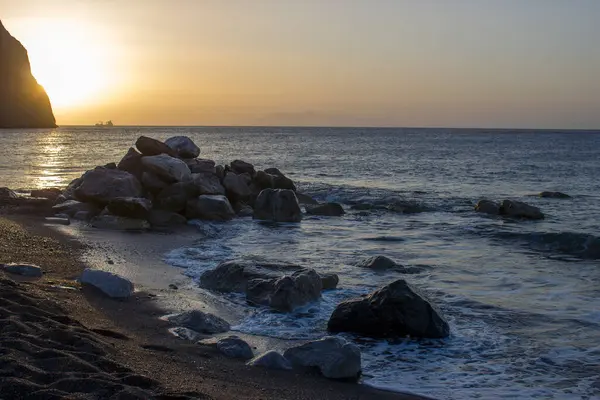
0,20,56,128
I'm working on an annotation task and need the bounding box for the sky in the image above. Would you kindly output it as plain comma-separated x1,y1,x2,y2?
1,0,599,129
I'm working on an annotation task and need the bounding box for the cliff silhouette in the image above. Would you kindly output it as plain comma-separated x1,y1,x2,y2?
0,20,56,128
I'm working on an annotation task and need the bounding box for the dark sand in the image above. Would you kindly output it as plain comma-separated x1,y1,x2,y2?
0,214,427,400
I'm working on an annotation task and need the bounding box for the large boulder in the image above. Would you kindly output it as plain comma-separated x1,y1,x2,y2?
117,147,144,181
141,171,169,193
0,21,56,128
216,336,254,360
223,172,251,201
107,197,152,219
283,336,361,380
90,215,150,231
327,279,450,339
253,189,302,222
80,269,134,298
265,168,296,191
165,136,200,158
247,351,291,370
74,168,143,205
186,195,235,221
499,200,544,220
306,203,345,216
135,136,175,157
52,200,100,218
246,269,322,312
154,182,198,213
253,171,275,191
185,158,215,174
230,160,255,176
192,172,226,195
475,199,500,215
141,154,191,183
167,310,230,334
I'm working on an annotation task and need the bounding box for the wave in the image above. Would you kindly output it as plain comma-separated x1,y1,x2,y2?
491,231,600,260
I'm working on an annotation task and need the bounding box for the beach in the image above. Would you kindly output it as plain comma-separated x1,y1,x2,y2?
0,211,423,400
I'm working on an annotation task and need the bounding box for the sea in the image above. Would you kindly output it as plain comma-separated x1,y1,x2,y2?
1,126,599,399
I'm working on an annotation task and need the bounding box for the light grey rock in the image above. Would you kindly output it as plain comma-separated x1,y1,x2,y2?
79,268,134,298
216,336,254,360
475,199,500,215
253,189,302,222
141,154,191,183
169,326,203,342
246,268,323,312
191,172,226,196
167,310,230,334
186,195,235,221
283,336,361,380
223,172,251,201
247,350,291,370
44,217,70,225
328,279,450,339
74,168,143,205
90,215,150,231
499,200,544,220
165,136,200,158
306,203,345,216
1,263,43,277
107,197,152,219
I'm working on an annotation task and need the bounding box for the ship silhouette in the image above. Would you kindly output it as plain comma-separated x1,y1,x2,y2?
94,120,114,127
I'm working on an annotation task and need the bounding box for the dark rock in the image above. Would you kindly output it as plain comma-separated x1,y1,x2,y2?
327,279,450,339
216,336,254,360
264,167,284,176
185,158,216,174
247,351,291,370
167,310,230,334
539,191,571,199
499,200,544,220
141,154,191,183
147,210,187,227
186,195,235,221
103,162,117,169
154,182,198,213
264,168,296,191
230,160,255,175
107,197,152,219
355,255,400,271
320,273,339,290
235,203,254,217
72,211,93,221
283,336,361,380
223,172,251,201
253,171,275,190
246,269,322,312
215,165,226,181
0,22,56,128
30,188,62,201
475,199,500,215
1,263,43,277
165,136,200,159
253,189,302,222
117,147,144,181
90,215,150,231
192,172,226,195
80,268,134,298
52,200,100,218
75,168,143,205
296,192,318,205
0,187,18,199
141,171,169,194
306,203,345,216
135,136,176,156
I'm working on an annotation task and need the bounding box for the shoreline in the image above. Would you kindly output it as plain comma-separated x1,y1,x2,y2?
0,212,427,400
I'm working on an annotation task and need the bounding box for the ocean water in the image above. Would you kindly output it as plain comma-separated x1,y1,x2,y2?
1,126,600,399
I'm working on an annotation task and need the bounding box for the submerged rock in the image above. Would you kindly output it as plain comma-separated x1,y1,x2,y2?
0,21,56,128
135,136,175,157
247,351,291,370
141,154,191,183
216,336,254,360
499,200,544,220
306,202,345,216
167,310,230,334
283,336,361,380
246,268,323,312
186,195,235,221
80,269,134,298
355,255,400,271
90,215,150,231
253,189,302,222
165,136,200,159
1,263,43,277
327,279,450,339
74,168,143,205
475,199,500,215
107,197,152,219
539,191,571,199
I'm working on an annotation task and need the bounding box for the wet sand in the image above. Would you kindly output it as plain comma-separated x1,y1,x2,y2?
0,214,427,400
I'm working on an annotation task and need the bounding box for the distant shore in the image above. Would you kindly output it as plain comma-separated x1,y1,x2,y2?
0,210,426,400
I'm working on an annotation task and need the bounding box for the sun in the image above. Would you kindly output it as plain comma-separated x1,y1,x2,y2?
9,18,114,110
